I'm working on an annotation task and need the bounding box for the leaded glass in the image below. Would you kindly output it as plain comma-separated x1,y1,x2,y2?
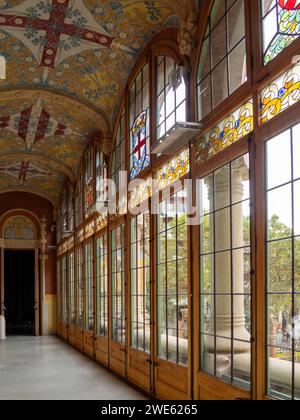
261,64,300,124
156,148,190,191
196,99,254,164
262,0,300,65
130,64,150,180
130,111,150,180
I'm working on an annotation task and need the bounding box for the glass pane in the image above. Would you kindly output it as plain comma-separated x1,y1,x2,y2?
228,40,246,94
211,17,226,67
268,185,292,240
212,59,228,108
198,77,212,120
269,240,293,296
227,0,245,50
267,130,292,190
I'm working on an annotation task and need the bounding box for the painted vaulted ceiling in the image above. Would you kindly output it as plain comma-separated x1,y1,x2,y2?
0,0,189,206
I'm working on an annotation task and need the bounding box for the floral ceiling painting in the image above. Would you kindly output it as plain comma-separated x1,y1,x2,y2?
0,0,188,206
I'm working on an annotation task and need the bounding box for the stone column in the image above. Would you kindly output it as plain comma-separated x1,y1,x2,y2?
205,159,250,355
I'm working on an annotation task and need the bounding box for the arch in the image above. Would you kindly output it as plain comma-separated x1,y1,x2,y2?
0,209,41,239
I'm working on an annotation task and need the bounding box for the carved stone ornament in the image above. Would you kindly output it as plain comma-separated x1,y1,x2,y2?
178,11,198,58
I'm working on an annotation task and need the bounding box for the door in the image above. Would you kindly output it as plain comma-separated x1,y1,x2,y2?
128,211,152,392
4,250,35,336
154,189,190,400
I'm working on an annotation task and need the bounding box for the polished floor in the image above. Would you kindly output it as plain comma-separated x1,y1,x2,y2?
0,336,146,400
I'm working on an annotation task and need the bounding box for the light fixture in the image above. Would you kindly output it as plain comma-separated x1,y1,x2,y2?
0,55,6,80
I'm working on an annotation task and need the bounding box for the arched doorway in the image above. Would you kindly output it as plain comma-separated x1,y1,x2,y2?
0,211,42,336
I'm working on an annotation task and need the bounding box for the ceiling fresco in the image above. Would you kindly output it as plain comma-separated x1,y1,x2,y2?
0,0,189,206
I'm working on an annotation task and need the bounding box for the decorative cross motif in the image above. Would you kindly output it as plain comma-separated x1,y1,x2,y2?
0,0,115,69
133,133,147,161
0,100,68,150
132,111,147,161
0,161,53,186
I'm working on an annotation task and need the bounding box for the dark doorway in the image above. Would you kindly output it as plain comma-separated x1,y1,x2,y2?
4,250,35,336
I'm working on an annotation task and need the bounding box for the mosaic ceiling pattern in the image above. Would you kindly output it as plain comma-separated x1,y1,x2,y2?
0,0,187,205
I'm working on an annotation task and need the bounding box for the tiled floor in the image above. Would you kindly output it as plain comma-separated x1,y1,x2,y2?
0,336,145,400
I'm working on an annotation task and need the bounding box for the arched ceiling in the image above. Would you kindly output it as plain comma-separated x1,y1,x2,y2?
0,0,191,206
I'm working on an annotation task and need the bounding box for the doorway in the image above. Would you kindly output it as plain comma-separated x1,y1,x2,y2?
4,250,36,336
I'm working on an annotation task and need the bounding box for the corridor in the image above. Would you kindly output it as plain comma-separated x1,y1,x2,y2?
0,337,145,400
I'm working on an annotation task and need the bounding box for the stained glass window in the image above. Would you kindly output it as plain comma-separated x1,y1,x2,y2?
196,99,254,164
111,225,126,344
197,0,247,120
130,64,150,180
266,126,300,400
96,234,108,337
157,189,189,365
261,64,300,124
3,216,36,240
262,0,300,65
156,148,190,191
156,56,187,140
130,211,151,353
129,176,153,211
199,154,252,389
